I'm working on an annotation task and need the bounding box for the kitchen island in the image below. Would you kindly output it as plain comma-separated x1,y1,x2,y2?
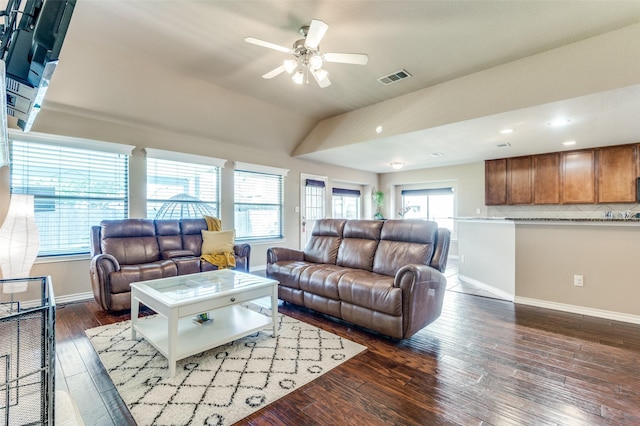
456,217,640,323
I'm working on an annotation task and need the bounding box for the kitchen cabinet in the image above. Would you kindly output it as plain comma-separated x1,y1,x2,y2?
507,156,532,204
533,153,561,204
562,149,595,204
485,159,507,205
597,144,637,203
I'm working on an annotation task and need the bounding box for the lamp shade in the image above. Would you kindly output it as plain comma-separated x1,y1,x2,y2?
0,194,40,288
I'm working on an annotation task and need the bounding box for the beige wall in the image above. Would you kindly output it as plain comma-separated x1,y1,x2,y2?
0,109,377,300
378,161,486,220
515,223,640,317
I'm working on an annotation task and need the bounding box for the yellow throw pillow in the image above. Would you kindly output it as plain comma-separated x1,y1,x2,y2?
201,230,235,254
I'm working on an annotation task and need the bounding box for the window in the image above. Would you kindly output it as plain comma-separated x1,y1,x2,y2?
10,135,131,256
401,188,454,231
234,163,288,240
305,179,326,221
332,187,361,219
145,149,224,220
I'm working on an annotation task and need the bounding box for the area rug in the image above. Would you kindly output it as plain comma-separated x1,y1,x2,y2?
85,304,366,425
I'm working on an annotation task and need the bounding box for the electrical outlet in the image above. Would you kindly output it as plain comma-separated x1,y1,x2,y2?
460,254,465,263
573,274,584,287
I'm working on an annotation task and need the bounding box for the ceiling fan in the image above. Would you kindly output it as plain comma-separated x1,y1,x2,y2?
244,19,368,88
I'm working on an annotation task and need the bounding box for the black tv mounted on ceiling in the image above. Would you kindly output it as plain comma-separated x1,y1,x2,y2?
0,0,76,131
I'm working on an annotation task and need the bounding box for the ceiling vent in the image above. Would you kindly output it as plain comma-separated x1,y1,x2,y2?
378,69,412,85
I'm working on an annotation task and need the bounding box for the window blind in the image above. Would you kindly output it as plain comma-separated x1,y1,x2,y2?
234,170,284,240
401,187,454,196
332,187,361,196
10,140,129,256
146,156,220,219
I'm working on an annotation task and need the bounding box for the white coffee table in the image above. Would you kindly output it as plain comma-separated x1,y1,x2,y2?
130,269,278,377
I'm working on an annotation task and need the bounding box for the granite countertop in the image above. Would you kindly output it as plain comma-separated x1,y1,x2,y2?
455,217,640,222
506,217,640,222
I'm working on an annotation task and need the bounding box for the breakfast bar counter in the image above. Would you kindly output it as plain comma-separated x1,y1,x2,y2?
455,218,640,322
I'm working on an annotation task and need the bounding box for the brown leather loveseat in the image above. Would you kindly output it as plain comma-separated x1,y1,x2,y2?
90,218,250,312
267,219,450,339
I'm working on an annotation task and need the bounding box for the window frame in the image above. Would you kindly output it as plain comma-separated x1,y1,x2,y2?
8,130,133,258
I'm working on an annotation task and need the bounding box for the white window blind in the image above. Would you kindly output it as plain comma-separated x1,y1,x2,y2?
332,187,361,219
10,140,129,256
146,155,221,220
234,169,284,240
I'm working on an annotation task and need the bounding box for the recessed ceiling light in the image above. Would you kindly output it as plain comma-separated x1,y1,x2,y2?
548,118,571,127
499,128,514,134
390,162,403,170
430,152,445,157
562,140,577,146
375,126,383,134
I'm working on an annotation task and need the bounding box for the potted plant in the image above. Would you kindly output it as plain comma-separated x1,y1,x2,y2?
372,189,385,220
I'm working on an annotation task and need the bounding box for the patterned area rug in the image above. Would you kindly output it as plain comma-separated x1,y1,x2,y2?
85,304,366,425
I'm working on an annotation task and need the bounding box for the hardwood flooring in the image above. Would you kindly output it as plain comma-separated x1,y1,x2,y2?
55,289,640,425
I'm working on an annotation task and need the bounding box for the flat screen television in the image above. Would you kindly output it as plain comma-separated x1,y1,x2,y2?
1,0,76,131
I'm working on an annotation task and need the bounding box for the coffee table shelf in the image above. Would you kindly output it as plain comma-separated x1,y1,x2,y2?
134,305,273,363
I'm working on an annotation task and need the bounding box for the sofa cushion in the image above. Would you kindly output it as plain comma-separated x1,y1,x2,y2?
299,264,352,300
337,271,401,316
336,220,383,271
100,219,160,265
108,260,177,294
155,220,183,252
303,219,346,264
267,260,312,290
180,218,208,256
372,220,436,276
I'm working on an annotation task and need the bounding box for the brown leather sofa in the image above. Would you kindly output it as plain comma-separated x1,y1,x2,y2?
90,218,250,312
267,219,450,339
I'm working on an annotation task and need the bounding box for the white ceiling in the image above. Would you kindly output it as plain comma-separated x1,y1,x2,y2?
34,1,640,173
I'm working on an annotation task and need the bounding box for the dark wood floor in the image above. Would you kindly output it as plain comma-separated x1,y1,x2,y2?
55,288,640,425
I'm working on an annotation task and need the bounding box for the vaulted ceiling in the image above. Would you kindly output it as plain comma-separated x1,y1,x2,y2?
33,1,640,173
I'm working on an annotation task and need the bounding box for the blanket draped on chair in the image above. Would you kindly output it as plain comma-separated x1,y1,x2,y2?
200,216,236,270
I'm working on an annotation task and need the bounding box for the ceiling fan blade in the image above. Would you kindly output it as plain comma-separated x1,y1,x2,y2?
244,37,292,54
262,65,286,79
304,19,329,49
311,69,331,88
323,52,369,65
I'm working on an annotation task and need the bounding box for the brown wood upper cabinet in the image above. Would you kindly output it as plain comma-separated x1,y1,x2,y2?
597,144,637,203
533,153,561,204
562,149,595,204
485,159,507,205
485,142,639,205
507,156,532,204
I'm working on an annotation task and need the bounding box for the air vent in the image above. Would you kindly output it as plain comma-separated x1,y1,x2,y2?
378,69,412,85
497,143,511,148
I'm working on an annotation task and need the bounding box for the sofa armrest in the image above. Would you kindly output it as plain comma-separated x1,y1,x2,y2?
161,250,195,259
394,264,447,338
89,254,121,312
430,228,451,273
234,243,251,272
266,247,304,264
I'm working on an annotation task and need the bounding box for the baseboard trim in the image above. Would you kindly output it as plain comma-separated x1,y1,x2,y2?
514,297,640,325
56,291,94,305
457,274,515,302
21,291,93,309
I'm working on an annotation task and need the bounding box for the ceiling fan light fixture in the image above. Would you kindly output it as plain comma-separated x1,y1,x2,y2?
283,59,297,74
308,53,323,70
292,69,305,85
